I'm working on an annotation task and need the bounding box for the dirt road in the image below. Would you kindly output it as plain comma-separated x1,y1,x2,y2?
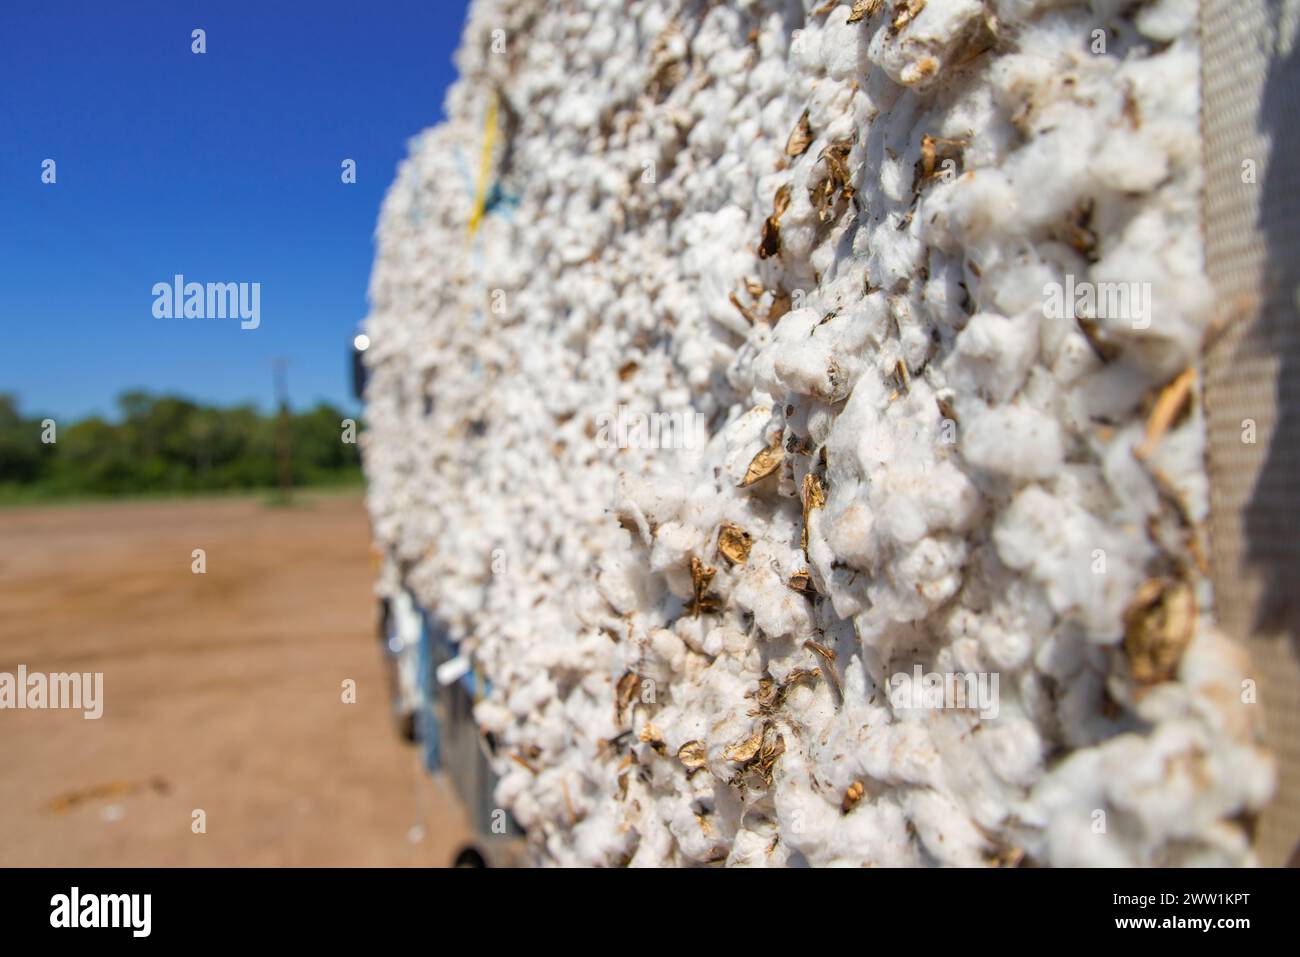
0,493,470,866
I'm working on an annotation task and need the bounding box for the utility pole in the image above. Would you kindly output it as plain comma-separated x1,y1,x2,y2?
273,357,292,501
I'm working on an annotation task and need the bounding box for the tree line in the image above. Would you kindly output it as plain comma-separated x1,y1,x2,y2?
0,391,362,500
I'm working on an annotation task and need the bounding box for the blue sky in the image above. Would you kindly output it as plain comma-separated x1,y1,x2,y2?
0,0,469,421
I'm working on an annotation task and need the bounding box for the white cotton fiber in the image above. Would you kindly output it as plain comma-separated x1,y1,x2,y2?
361,0,1273,866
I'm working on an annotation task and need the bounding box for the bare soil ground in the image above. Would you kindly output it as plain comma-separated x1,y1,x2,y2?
0,492,471,866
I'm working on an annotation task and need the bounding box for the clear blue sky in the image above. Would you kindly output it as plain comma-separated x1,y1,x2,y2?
0,0,468,422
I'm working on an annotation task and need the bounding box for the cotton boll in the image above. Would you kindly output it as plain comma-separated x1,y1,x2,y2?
748,57,787,103
649,627,689,676
773,330,854,402
961,400,1065,481
995,486,1147,639
868,0,986,89
1135,0,1198,42
789,23,823,76
972,710,1043,787
1021,745,1136,866
904,789,990,865
944,169,1020,245
1089,129,1169,194
474,699,514,736
649,520,704,580
824,499,879,572
816,9,865,81
728,825,788,867
892,534,969,613
1009,131,1096,234
944,311,1040,403
731,547,815,639
628,813,677,866
507,671,557,718
596,554,646,615
772,747,844,853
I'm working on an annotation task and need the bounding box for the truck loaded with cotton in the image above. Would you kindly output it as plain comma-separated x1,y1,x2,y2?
355,0,1297,867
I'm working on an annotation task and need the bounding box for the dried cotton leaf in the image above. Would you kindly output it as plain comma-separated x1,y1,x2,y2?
847,0,881,23
741,434,784,486
717,522,753,565
785,109,814,157
616,671,641,721
1123,578,1196,685
688,555,722,616
801,473,826,551
891,0,926,35
677,740,708,770
725,726,765,763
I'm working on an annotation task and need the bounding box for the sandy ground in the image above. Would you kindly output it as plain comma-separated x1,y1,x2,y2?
0,492,472,866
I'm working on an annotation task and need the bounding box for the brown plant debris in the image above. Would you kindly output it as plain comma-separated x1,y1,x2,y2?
647,26,686,101
848,0,882,23
1146,462,1210,575
914,134,966,190
1059,199,1097,260
1123,577,1196,685
751,676,780,713
749,668,821,716
987,845,1027,868
638,722,667,755
954,11,1000,66
811,140,854,223
842,780,865,813
729,290,758,325
725,725,765,764
804,638,837,664
786,109,814,157
615,671,641,723
1077,315,1121,362
696,810,716,837
741,432,785,486
1122,81,1142,129
510,752,540,774
804,637,842,699
753,723,787,785
758,183,792,259
768,287,793,323
717,522,754,565
894,358,911,392
788,571,818,596
801,473,826,551
890,0,926,35
727,721,787,787
773,182,792,218
48,777,170,814
1135,367,1196,461
688,555,723,616
677,740,708,770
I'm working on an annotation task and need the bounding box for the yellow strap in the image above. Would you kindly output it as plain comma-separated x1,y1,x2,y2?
467,90,498,238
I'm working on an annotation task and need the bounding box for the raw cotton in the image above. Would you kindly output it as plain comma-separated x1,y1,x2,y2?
362,0,1273,866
